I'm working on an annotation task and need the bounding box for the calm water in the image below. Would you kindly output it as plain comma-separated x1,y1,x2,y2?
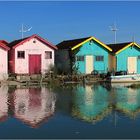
0,83,140,139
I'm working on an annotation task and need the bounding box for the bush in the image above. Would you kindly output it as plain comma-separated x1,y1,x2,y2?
45,64,58,76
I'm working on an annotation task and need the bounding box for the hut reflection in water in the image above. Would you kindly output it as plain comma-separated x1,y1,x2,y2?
0,86,8,122
72,84,112,123
12,87,56,128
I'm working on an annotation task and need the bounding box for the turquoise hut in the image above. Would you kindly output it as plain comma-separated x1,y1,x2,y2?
108,42,140,74
56,36,112,74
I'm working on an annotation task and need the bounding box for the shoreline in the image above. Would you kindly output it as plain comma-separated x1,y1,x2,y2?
0,74,105,86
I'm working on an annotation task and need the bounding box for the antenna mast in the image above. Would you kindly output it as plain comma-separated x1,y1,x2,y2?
109,22,118,44
19,24,32,39
132,35,135,43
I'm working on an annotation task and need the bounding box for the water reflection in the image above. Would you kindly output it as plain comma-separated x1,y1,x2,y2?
0,83,140,128
115,87,140,119
111,83,134,89
72,83,140,124
0,86,8,122
72,84,112,123
13,87,56,128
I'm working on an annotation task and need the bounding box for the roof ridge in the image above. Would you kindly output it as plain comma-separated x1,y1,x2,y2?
9,34,39,44
62,36,91,42
107,42,132,45
8,34,57,50
107,41,140,54
0,41,10,50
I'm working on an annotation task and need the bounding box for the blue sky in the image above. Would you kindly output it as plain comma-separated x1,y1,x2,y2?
0,1,140,45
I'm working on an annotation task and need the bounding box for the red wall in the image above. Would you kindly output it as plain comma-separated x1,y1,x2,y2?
8,49,15,73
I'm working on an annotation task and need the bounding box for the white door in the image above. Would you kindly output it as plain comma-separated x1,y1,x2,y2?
86,55,93,74
128,57,137,73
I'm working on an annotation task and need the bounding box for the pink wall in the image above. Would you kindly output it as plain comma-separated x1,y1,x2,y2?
0,48,8,80
9,38,55,74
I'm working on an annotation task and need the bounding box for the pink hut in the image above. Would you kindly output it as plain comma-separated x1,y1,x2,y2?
0,41,9,80
8,34,57,75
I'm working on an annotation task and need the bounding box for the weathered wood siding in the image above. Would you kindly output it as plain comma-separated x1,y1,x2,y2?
108,54,116,72
55,49,71,74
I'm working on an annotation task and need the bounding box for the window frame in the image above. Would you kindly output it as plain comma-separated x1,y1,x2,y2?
138,56,140,59
76,56,85,61
95,55,104,62
17,51,25,59
45,51,52,59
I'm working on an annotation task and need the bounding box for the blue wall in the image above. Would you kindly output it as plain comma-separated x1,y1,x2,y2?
75,40,109,74
116,45,140,73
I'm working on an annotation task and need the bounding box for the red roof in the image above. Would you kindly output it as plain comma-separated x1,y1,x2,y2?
0,41,10,51
0,40,8,45
8,34,57,50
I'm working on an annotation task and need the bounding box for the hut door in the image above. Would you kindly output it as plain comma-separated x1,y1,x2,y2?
29,55,41,74
128,57,137,73
86,55,93,74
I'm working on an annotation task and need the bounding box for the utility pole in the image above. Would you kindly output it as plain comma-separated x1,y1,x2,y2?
132,35,135,43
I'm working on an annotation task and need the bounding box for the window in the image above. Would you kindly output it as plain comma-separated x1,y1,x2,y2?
77,56,84,61
45,51,52,59
17,51,25,59
95,56,104,61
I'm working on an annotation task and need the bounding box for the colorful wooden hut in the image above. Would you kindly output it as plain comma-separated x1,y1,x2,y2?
56,36,112,74
108,42,140,74
8,34,57,75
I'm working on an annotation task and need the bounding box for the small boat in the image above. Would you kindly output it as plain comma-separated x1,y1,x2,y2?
107,74,140,83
